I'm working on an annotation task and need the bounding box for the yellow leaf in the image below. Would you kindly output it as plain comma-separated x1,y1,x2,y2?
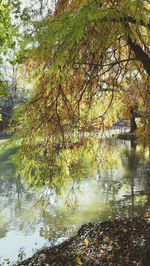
84,238,89,247
103,236,110,244
76,256,82,265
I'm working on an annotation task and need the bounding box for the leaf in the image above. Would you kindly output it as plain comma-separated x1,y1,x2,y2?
84,238,89,247
108,254,114,261
103,236,110,244
144,212,150,218
76,256,82,265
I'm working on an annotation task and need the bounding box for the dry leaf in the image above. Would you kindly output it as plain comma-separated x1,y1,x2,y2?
76,256,82,265
103,236,110,244
144,212,150,218
84,238,89,247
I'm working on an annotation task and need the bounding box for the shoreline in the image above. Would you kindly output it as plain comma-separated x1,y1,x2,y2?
16,216,150,266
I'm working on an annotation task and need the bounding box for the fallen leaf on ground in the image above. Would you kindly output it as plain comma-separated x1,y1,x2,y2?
76,256,82,265
84,238,89,247
104,236,110,244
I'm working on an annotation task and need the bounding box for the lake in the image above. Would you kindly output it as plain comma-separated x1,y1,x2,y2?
0,137,150,265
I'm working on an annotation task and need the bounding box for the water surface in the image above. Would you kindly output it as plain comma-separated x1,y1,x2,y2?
0,138,150,265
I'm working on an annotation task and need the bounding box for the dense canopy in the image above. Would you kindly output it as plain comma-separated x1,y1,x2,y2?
15,0,150,141
1,0,150,189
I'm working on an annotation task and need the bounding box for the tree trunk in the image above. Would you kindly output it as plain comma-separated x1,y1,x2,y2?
127,37,150,75
129,106,137,133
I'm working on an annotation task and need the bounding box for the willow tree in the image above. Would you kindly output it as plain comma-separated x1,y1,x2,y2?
11,0,150,186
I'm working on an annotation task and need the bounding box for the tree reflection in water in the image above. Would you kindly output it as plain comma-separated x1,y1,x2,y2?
0,138,150,262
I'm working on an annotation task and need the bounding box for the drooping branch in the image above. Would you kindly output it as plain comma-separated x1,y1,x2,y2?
111,16,150,30
74,58,137,67
127,37,150,75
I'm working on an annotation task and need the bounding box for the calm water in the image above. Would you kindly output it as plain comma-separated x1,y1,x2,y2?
0,138,150,265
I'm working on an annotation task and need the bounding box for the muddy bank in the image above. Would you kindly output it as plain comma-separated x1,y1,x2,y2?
16,216,150,266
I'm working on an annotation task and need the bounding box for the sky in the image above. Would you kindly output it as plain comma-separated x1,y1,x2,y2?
21,0,55,13
1,0,55,82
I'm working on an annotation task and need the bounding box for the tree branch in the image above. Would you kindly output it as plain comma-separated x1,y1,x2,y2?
74,58,137,67
111,16,150,29
127,37,150,75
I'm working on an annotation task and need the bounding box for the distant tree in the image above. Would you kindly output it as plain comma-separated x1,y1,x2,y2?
0,0,21,96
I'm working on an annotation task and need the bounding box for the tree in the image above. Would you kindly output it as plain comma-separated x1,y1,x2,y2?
10,0,150,185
